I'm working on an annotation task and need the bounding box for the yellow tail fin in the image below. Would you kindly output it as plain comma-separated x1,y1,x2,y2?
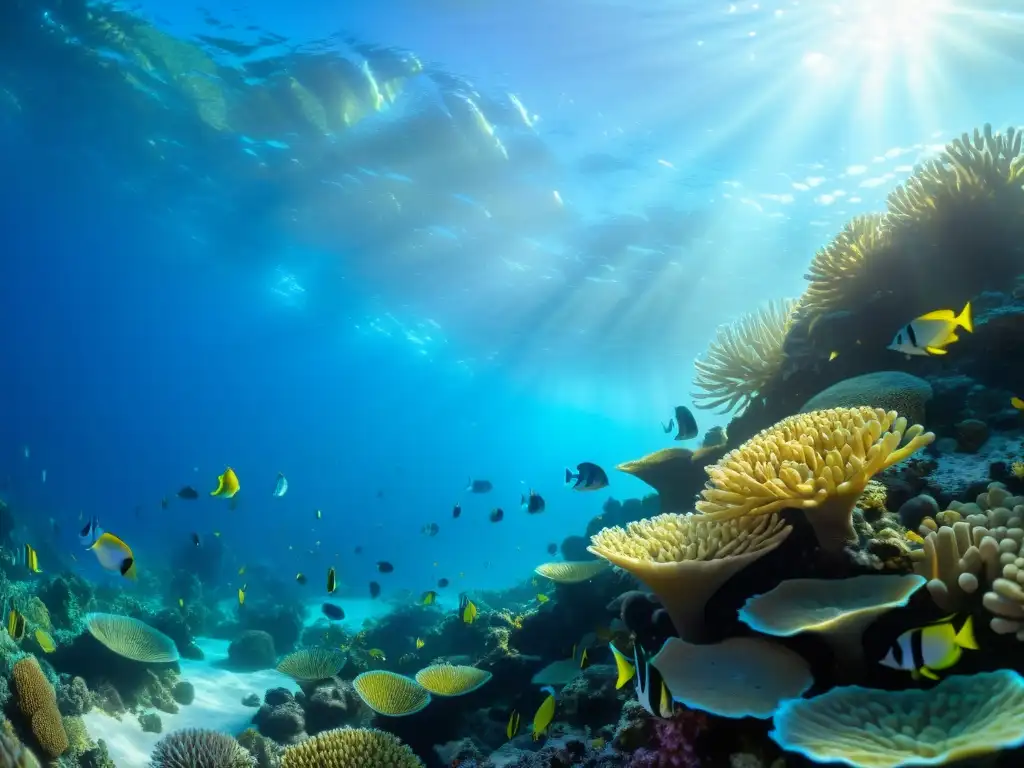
609,643,635,690
956,301,973,333
955,615,979,650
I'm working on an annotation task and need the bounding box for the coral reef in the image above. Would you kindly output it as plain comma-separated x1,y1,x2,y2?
150,728,256,768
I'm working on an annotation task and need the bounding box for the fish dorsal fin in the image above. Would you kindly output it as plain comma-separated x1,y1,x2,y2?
955,615,979,651
608,642,635,689
917,309,955,321
925,346,948,356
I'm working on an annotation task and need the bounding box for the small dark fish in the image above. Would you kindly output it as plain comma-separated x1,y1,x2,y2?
547,542,558,555
354,546,364,555
79,517,103,548
422,522,440,537
369,581,381,598
673,405,699,441
438,578,449,588
489,508,504,523
452,503,461,519
191,533,201,547
466,478,493,494
296,573,308,585
177,486,199,500
322,602,345,621
565,462,609,492
327,567,337,593
377,561,394,573
522,490,546,514
661,418,675,434
161,497,169,510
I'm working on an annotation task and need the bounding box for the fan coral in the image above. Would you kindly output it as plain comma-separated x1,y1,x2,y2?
799,371,933,428
12,657,67,758
413,664,492,696
351,671,430,716
149,728,255,768
770,670,1024,767
275,649,347,683
589,512,790,640
696,407,934,554
533,560,608,583
652,637,811,719
691,298,798,414
280,727,423,767
799,213,892,322
85,613,179,663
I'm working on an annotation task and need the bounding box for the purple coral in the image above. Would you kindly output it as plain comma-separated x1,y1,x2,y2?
627,710,707,768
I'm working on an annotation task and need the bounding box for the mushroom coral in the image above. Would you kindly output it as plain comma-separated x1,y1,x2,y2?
588,512,791,640
696,407,934,554
738,574,925,667
770,670,1024,767
651,636,812,719
691,298,798,415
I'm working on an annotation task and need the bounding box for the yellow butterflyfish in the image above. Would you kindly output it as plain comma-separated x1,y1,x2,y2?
531,687,556,741
211,467,240,498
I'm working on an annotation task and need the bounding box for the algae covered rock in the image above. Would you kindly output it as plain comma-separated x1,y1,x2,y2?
227,630,277,670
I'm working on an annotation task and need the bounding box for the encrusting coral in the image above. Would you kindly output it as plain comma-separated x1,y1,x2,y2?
696,407,935,554
691,298,798,415
280,726,423,767
770,670,1024,768
589,512,791,641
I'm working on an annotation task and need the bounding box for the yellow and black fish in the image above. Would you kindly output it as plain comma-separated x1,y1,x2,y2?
880,615,978,681
23,544,40,574
415,637,425,649
7,609,25,641
327,567,337,594
211,467,240,498
90,533,137,580
238,585,247,606
506,709,520,740
459,594,478,624
421,591,438,606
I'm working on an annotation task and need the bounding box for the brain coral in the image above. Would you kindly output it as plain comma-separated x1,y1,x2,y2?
86,613,179,663
281,727,423,767
149,728,255,768
770,670,1024,767
691,298,798,414
696,407,934,554
12,657,67,759
800,371,933,427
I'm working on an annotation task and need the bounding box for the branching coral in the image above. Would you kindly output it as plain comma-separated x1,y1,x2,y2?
770,670,1024,767
799,213,892,322
696,407,934,554
691,298,798,414
589,512,791,640
280,727,423,767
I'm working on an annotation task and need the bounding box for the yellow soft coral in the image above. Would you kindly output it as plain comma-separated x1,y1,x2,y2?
696,408,934,554
691,299,798,414
281,727,423,767
12,658,67,758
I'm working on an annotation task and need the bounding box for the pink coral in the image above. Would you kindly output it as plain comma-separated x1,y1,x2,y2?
628,709,707,768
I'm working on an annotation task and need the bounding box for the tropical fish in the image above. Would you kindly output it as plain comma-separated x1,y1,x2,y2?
437,578,449,588
1012,396,1024,411
368,648,386,660
565,462,609,491
377,561,394,573
369,581,381,599
887,302,972,357
295,573,307,585
537,594,549,603
272,472,288,497
466,478,493,493
421,591,438,606
614,640,673,718
521,490,546,514
421,522,440,536
211,467,240,498
828,351,839,361
531,686,556,740
415,637,425,649
34,629,55,653
322,603,345,621
7,609,25,641
489,508,504,523
177,486,199,500
23,544,40,574
90,532,137,579
880,615,978,681
661,418,674,434
316,509,322,520
238,587,246,606
238,565,246,576
673,405,698,440
452,503,462,519
79,517,103,548
191,533,201,547
459,595,478,624
609,642,635,689
327,567,337,594
579,648,590,670
546,543,558,555
506,709,520,740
